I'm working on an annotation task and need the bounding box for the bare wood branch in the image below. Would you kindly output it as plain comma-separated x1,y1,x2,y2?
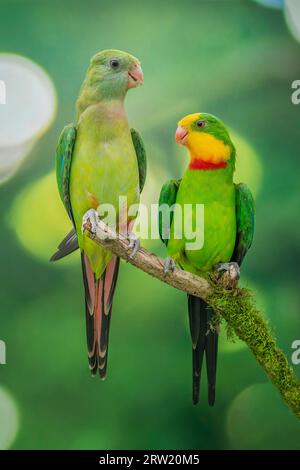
87,219,214,299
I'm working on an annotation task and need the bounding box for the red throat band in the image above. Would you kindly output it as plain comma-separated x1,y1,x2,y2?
189,159,227,170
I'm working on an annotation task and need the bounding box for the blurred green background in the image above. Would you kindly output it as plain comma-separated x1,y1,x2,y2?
0,0,300,450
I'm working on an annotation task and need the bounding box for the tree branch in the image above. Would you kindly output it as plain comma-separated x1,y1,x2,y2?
84,219,300,419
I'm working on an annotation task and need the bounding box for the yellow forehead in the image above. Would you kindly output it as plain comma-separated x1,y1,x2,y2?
178,113,202,128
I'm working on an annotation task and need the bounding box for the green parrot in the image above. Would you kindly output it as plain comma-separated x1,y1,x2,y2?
51,50,146,378
158,112,254,406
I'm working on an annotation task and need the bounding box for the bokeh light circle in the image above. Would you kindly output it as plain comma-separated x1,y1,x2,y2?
232,130,263,197
253,0,284,9
0,54,56,183
8,171,75,264
0,142,34,184
285,0,300,43
0,53,56,146
0,386,19,449
226,382,300,449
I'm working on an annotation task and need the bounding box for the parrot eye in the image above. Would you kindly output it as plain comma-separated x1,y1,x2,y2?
109,59,120,70
196,120,206,128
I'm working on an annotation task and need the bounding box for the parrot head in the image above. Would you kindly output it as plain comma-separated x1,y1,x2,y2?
175,113,235,170
77,49,143,116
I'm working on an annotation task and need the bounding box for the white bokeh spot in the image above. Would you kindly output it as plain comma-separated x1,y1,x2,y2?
0,54,56,183
285,0,300,43
0,386,19,449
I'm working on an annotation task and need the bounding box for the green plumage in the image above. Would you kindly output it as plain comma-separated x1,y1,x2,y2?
130,128,147,192
158,178,181,245
232,183,255,265
158,158,254,273
159,178,254,272
162,167,236,273
52,49,146,378
158,113,255,405
55,124,76,224
52,125,146,264
70,100,140,277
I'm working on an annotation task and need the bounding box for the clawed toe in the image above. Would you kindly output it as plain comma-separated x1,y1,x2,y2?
215,261,240,281
163,257,176,274
82,209,99,236
127,232,140,259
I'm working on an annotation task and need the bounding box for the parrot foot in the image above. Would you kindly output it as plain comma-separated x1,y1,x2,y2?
215,262,240,283
82,209,99,236
163,257,176,274
126,232,140,259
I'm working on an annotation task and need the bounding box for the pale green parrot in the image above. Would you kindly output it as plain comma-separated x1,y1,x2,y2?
51,50,146,378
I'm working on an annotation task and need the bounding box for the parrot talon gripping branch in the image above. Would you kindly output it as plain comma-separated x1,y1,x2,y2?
215,262,240,281
127,232,140,259
163,257,176,274
81,208,99,236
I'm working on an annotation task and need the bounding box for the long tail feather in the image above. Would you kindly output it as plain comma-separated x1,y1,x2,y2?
81,253,120,378
205,308,218,406
188,296,206,405
187,295,219,406
50,228,79,261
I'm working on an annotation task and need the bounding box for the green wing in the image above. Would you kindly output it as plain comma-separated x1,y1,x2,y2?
231,183,255,265
52,126,143,263
55,124,77,223
131,128,147,193
158,179,181,246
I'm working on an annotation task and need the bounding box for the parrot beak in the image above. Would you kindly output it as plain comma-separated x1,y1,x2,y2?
175,126,188,145
128,64,144,88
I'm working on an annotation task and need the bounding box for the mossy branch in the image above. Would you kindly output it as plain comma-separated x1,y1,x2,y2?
84,219,300,419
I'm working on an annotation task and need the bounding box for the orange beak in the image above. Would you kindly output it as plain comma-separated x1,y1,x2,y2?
128,64,144,88
175,125,188,145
